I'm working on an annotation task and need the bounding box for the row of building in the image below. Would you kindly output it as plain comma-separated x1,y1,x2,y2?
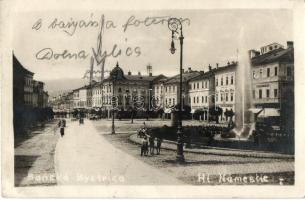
52,41,294,123
13,54,50,134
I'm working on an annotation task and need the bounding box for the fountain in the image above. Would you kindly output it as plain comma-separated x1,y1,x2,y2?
233,27,255,139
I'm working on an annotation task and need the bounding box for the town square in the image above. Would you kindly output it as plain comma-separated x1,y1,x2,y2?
11,9,295,187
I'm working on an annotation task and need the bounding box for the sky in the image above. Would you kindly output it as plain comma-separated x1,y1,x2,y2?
13,9,293,82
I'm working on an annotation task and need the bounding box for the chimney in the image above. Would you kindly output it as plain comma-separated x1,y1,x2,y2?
138,72,141,76
128,71,131,75
188,67,192,72
287,41,293,49
149,72,152,76
147,64,152,76
249,49,260,58
227,61,230,65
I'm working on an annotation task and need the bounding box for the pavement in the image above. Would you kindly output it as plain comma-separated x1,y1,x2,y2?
54,119,183,185
14,120,59,186
129,134,294,159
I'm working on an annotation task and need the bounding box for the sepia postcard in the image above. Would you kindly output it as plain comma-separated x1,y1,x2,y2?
1,0,305,198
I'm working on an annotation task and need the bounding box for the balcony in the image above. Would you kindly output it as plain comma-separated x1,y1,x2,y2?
253,97,279,104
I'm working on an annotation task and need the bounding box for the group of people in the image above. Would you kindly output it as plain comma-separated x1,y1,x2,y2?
140,133,163,156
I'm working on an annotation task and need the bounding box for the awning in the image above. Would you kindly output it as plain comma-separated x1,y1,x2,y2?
258,108,280,117
164,108,172,113
190,109,196,114
249,108,263,114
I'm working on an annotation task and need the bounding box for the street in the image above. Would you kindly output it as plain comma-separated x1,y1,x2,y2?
14,118,294,186
54,119,183,185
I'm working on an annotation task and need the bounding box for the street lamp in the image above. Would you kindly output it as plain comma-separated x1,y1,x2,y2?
168,17,185,163
111,82,115,134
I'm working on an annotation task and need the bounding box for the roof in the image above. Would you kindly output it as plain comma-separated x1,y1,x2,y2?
164,71,201,84
251,47,294,66
213,62,237,74
189,69,215,82
13,54,34,75
73,84,92,91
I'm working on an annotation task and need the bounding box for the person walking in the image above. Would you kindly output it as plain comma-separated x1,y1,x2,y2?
149,134,155,155
59,119,65,137
141,136,149,156
156,137,162,155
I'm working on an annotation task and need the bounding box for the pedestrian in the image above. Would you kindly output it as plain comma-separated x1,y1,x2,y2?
58,119,62,127
141,136,149,156
156,137,162,155
60,119,65,137
63,119,66,127
149,134,155,155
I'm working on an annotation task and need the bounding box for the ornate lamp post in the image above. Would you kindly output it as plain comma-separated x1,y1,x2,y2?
168,18,185,163
111,82,115,134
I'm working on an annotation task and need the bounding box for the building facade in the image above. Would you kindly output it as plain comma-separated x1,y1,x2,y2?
214,62,237,122
251,41,294,134
188,67,215,120
163,67,201,110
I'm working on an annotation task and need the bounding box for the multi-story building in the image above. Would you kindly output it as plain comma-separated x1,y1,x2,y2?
72,85,92,109
163,67,201,109
42,91,49,108
92,82,103,108
152,76,168,110
100,62,166,115
32,80,45,108
188,66,216,120
13,54,49,133
214,62,237,122
250,41,294,133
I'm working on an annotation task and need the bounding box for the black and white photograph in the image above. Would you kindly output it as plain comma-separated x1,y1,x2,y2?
1,0,305,198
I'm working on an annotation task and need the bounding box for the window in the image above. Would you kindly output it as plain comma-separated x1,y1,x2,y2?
259,89,262,99
266,89,270,98
221,77,223,86
165,99,168,105
267,68,270,77
287,67,292,76
274,67,278,76
231,93,234,101
231,76,234,84
205,81,208,88
193,97,196,103
260,69,263,78
173,98,175,105
169,86,171,92
274,89,278,98
202,82,204,88
205,96,208,103
118,88,122,92
216,78,218,86
226,77,229,85
225,93,228,101
216,94,218,102
196,82,198,89
253,90,255,99
202,96,204,103
165,87,167,92
193,83,196,90
169,98,171,105
197,96,199,103
221,93,223,101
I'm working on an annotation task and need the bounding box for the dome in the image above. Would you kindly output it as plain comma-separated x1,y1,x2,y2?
110,62,125,80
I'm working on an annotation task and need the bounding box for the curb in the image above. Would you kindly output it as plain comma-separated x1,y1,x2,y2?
129,134,294,160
